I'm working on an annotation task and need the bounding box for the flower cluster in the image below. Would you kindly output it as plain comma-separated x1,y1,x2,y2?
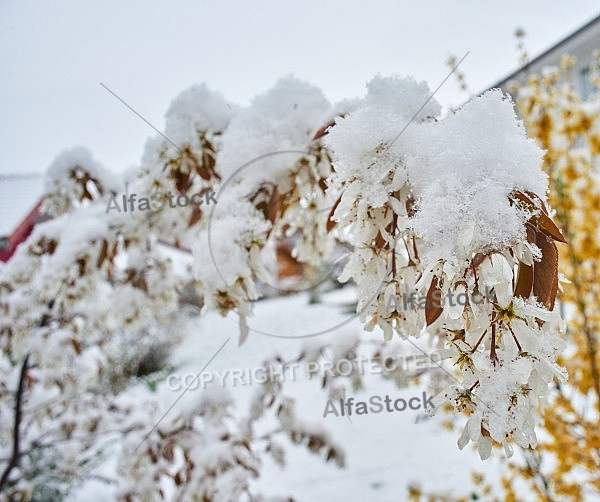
322,77,566,458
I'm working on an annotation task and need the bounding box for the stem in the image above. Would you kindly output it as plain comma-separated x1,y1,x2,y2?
471,260,479,289
490,324,498,364
0,354,30,491
391,214,397,278
470,329,488,354
412,235,419,261
507,324,523,352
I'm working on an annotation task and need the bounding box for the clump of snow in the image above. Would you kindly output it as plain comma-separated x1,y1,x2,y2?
45,146,119,194
403,89,547,264
218,76,331,187
195,196,270,294
164,84,236,146
325,75,441,208
44,146,120,216
364,74,441,119
327,84,547,265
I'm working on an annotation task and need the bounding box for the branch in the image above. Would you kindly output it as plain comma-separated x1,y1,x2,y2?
0,354,30,492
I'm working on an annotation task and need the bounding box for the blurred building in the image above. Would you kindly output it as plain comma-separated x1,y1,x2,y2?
0,173,47,262
492,13,600,99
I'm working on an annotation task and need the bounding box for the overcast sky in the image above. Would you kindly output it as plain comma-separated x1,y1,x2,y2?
1,1,599,176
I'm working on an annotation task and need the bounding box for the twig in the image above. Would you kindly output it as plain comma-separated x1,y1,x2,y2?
490,324,498,364
391,214,397,277
507,324,523,352
0,354,30,491
470,329,488,354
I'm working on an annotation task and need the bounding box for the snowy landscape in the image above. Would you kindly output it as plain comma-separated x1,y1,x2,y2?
2,3,600,501
71,288,506,501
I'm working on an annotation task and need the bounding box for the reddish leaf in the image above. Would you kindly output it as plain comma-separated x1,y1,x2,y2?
510,191,537,212
373,222,394,252
276,242,302,280
514,261,534,299
318,177,328,192
425,276,444,326
326,196,341,232
533,230,559,311
96,239,108,268
405,196,417,217
526,225,536,244
511,191,566,243
536,211,567,243
471,253,487,270
524,191,549,215
70,338,82,355
313,119,336,140
266,187,280,225
313,114,346,140
163,442,175,462
189,205,202,227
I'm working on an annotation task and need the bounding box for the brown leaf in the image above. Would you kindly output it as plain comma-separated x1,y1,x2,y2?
202,150,216,176
526,224,536,244
70,338,82,355
373,222,394,252
171,167,191,193
163,442,175,462
276,242,302,279
266,187,280,225
511,191,566,242
514,261,534,299
372,233,385,254
313,114,346,140
425,276,444,326
536,212,567,243
196,163,211,181
96,240,108,268
198,137,220,180
471,253,487,270
313,119,336,140
189,205,202,227
81,186,93,202
76,257,86,276
405,196,417,217
31,238,58,256
533,230,559,311
326,196,341,232
318,177,328,192
174,472,183,486
524,191,549,215
510,191,537,212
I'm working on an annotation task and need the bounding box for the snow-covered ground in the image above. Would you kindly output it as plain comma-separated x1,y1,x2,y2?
73,286,504,501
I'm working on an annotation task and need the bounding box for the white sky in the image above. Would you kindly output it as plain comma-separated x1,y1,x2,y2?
1,1,599,175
